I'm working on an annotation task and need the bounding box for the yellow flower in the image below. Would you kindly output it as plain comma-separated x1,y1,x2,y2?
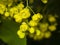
20,22,29,31
41,0,48,4
15,18,22,23
4,11,9,17
32,13,43,21
0,4,6,10
14,14,20,18
17,2,24,11
29,20,38,26
19,8,30,19
34,32,44,40
29,27,35,34
17,30,25,39
48,25,56,31
38,32,44,40
36,29,41,36
48,16,56,22
14,14,22,23
44,31,51,38
0,10,4,14
9,7,18,17
0,4,6,14
39,23,49,32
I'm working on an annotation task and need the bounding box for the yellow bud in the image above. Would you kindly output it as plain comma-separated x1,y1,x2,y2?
37,13,43,19
0,4,6,14
15,18,22,23
32,13,43,21
9,7,18,17
17,30,25,39
48,25,56,31
29,27,35,34
17,2,24,11
40,23,49,32
48,16,56,22
14,14,22,23
37,32,44,40
0,10,4,14
44,31,51,38
34,32,44,40
20,8,30,19
14,14,20,19
29,20,38,26
4,12,9,17
20,22,29,31
36,29,41,36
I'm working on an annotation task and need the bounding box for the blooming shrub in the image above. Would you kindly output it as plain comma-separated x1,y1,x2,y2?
0,0,58,45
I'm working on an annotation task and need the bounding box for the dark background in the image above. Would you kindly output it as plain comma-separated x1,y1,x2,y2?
27,0,60,45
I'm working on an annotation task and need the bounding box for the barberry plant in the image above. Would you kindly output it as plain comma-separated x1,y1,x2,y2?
0,0,58,45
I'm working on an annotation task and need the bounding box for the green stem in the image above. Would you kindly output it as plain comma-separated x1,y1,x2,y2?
26,0,28,7
28,6,35,14
26,0,35,14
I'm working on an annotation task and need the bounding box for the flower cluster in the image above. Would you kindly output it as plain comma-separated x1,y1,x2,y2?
17,12,57,40
0,2,57,40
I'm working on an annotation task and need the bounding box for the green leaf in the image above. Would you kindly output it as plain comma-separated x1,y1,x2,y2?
0,19,26,45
